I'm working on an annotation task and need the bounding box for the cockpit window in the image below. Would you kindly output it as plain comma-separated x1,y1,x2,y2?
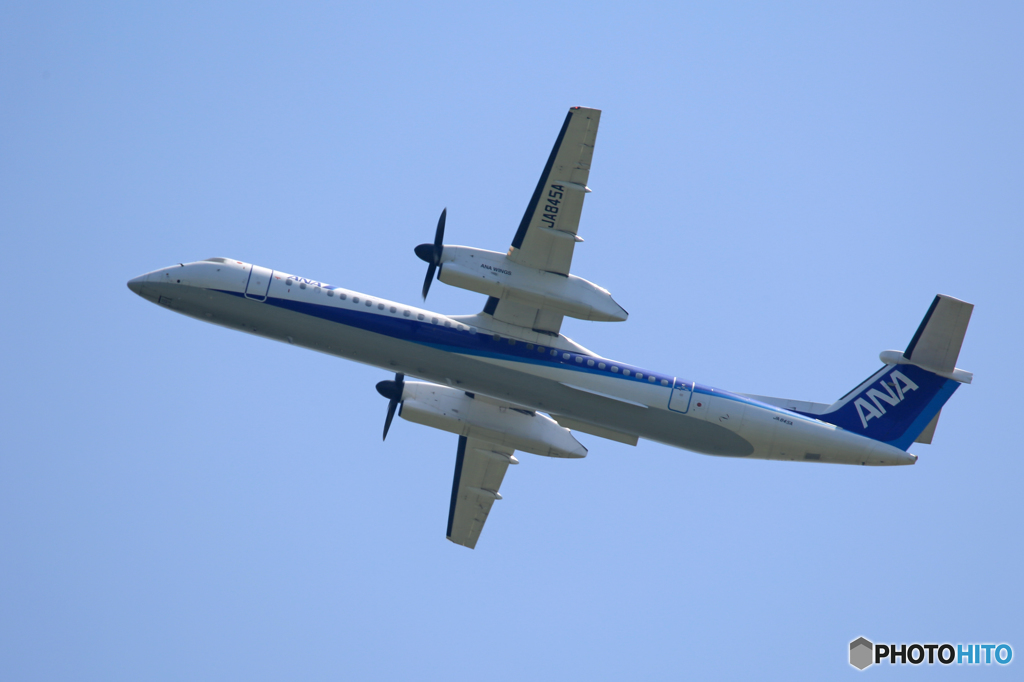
203,258,229,263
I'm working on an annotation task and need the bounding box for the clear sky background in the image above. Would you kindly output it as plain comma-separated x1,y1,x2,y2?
2,2,1021,679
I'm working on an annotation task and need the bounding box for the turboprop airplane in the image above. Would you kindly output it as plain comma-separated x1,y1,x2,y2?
128,107,975,549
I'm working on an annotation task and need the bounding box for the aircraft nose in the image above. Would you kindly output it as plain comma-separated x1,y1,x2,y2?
127,275,147,295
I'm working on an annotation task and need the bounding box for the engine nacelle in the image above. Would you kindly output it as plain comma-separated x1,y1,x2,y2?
437,246,627,322
398,382,587,459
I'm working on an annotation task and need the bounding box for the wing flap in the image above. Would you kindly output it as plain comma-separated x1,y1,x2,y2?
486,296,564,333
446,435,517,549
552,414,638,446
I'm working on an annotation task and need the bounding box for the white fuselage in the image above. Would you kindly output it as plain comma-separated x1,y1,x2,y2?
128,259,916,466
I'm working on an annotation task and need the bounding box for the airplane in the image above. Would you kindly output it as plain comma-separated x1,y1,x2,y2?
128,106,975,549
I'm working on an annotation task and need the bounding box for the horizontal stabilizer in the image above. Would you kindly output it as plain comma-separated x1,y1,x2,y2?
902,294,974,375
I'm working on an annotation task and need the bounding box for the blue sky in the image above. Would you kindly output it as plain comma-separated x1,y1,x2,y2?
2,2,1021,679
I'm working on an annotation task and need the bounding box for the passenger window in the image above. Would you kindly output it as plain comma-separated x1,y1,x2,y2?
575,356,582,363
417,313,425,320
587,360,594,367
390,306,397,313
507,339,515,345
403,310,410,317
537,346,545,353
378,303,384,310
286,278,294,286
562,353,570,360
648,376,656,383
327,290,334,297
493,334,501,341
599,363,606,369
366,300,373,307
550,349,558,356
526,344,534,350
611,366,619,373
340,293,347,300
624,370,631,377
353,296,359,303
432,317,439,324
444,321,451,327
636,373,643,379
300,282,307,289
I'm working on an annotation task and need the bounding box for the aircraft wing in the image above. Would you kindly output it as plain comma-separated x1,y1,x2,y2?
446,435,517,549
485,107,601,333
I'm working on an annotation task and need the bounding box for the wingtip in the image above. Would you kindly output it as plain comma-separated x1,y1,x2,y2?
446,535,476,550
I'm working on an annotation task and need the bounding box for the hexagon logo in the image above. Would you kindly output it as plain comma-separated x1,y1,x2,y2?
850,637,874,670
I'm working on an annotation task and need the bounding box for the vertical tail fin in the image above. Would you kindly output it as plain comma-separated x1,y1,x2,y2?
812,295,974,450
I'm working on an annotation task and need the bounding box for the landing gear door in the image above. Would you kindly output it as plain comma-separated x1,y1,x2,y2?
668,378,694,414
245,265,273,301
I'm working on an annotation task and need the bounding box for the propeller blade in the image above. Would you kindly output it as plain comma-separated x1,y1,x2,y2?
414,209,447,300
421,263,436,300
376,373,405,441
434,207,446,249
383,399,397,441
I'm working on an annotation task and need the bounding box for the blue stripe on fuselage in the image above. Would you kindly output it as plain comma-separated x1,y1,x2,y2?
210,289,821,424
212,288,675,380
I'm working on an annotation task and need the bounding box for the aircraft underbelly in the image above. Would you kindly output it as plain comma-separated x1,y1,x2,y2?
158,285,896,463
152,286,753,457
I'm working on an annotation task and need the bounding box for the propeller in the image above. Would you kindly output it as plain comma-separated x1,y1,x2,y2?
375,372,405,441
414,208,446,299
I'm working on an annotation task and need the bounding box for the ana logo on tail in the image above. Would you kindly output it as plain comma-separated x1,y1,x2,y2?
855,370,919,429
